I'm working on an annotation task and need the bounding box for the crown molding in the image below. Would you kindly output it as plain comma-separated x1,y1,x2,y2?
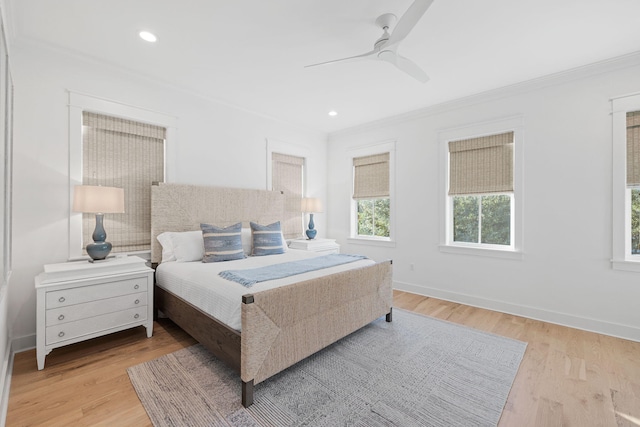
330,50,640,139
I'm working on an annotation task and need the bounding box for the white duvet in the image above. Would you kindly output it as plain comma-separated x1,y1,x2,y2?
155,249,374,331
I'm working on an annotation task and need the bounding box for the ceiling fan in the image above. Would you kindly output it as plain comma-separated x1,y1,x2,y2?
305,0,434,83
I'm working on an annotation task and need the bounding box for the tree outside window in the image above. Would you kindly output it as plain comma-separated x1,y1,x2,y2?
632,189,640,254
357,198,390,237
453,194,510,245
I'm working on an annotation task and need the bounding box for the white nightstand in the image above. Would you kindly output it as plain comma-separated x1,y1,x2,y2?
35,256,154,370
288,238,340,255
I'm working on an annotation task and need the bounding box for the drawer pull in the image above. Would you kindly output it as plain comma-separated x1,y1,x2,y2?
58,314,65,321
134,284,139,290
58,297,66,303
58,331,65,338
134,314,140,319
134,299,140,305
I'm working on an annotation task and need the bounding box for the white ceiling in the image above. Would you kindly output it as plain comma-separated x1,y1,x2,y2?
5,0,640,133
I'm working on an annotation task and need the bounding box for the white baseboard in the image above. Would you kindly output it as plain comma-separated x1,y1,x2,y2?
11,334,35,354
394,280,640,343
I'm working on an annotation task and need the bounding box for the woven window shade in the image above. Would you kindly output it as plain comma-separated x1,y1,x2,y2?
272,152,304,238
627,111,640,186
353,153,390,199
448,132,514,195
82,112,165,253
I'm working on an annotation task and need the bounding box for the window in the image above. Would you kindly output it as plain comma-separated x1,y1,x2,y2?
81,112,165,254
350,143,395,243
271,152,304,238
439,116,523,258
612,94,640,270
629,111,640,255
68,92,177,260
448,132,514,248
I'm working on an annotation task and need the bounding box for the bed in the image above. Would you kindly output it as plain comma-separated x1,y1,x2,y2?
151,183,393,407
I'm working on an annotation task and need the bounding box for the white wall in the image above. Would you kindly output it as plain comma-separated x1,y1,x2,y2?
328,54,640,342
9,43,328,348
0,0,14,419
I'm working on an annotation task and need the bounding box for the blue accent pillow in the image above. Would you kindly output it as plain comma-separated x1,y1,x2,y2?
250,221,286,256
201,222,245,262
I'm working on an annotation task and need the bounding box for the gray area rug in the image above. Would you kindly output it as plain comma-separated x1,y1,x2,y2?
127,309,527,426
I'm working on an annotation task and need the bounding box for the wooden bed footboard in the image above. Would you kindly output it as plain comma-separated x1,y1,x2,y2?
240,260,393,406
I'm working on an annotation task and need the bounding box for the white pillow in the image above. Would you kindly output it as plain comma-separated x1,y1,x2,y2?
157,230,204,262
241,228,252,255
156,232,177,263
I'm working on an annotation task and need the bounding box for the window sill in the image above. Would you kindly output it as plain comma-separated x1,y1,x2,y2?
611,259,640,272
347,237,396,248
439,244,523,260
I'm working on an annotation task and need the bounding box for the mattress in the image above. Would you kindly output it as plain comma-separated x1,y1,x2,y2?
155,249,374,331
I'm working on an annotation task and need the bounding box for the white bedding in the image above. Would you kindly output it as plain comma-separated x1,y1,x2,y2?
155,249,374,331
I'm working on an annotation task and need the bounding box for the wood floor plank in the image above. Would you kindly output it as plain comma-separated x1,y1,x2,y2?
7,291,640,426
534,397,564,427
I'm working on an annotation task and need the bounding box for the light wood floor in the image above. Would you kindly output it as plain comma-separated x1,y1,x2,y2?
7,290,640,426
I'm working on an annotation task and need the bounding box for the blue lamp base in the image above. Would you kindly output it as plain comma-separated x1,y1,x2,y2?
87,213,113,261
305,213,317,240
87,241,112,261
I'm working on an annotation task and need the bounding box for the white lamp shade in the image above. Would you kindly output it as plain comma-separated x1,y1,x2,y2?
73,185,125,214
301,197,323,213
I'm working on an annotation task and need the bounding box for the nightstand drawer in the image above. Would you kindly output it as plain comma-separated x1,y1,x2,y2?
46,292,148,325
45,306,148,345
46,277,148,309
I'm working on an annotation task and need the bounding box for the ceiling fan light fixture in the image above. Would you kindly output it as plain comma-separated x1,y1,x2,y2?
139,31,157,43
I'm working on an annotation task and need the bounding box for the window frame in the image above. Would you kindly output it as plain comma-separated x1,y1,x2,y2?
611,92,640,271
438,116,524,259
347,140,396,247
449,192,515,248
68,91,177,260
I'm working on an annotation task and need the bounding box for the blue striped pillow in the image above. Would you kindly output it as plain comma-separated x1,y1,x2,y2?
201,222,245,262
250,221,286,256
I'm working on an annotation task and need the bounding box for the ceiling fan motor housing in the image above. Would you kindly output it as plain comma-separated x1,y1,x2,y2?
375,13,397,30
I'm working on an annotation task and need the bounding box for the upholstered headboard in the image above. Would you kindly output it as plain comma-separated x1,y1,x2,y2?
150,183,289,264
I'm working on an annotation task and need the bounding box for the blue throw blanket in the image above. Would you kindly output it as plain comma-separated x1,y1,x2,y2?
219,254,368,287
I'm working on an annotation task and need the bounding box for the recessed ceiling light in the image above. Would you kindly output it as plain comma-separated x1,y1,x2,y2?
328,111,338,117
139,31,157,43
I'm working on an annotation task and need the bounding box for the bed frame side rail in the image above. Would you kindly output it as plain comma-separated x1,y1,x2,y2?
155,285,242,373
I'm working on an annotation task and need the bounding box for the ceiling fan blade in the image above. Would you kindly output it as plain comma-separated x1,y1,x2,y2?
387,0,434,46
378,50,429,83
395,54,429,82
304,49,377,68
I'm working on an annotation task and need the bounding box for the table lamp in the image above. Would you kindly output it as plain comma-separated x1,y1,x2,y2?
301,197,323,240
73,185,125,261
